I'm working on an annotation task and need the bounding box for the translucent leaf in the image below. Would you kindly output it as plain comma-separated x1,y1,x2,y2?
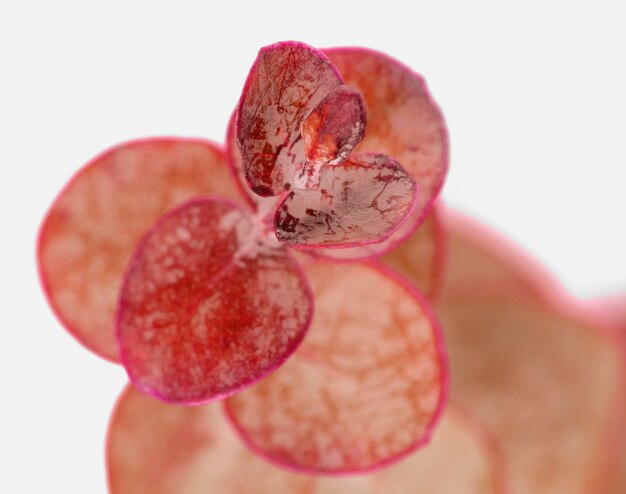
225,261,447,473
237,41,342,196
38,138,240,361
324,48,448,228
440,208,559,302
596,295,626,494
308,204,439,262
312,406,507,494
226,110,284,214
301,86,366,168
438,275,625,492
380,207,444,299
107,385,315,493
107,387,505,494
117,197,312,405
274,153,417,248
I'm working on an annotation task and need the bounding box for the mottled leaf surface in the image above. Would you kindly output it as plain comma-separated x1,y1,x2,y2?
38,138,240,361
324,48,448,227
237,41,342,196
225,261,447,473
275,153,417,248
438,292,625,493
312,406,507,494
108,388,504,494
301,86,366,168
117,197,312,405
107,385,315,494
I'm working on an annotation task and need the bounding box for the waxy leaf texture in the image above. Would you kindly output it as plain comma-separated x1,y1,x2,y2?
108,387,505,494
237,41,342,196
38,138,240,361
275,153,417,248
225,261,447,474
117,197,312,405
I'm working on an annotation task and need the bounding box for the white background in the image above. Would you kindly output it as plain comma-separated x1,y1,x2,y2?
1,1,625,492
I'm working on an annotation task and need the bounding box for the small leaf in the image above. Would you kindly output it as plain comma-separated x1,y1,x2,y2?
275,153,417,248
324,48,449,227
237,41,342,196
301,85,366,167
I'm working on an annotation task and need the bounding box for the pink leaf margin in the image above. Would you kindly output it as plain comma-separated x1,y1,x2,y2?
114,195,315,406
222,260,450,476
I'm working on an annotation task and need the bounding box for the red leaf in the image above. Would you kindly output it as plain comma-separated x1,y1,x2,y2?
300,85,366,171
274,153,417,248
225,261,448,474
324,48,449,228
237,41,342,197
37,138,240,362
226,110,284,215
117,197,313,405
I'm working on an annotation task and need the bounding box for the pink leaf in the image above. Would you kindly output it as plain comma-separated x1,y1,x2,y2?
311,205,444,285
437,220,626,493
439,208,560,303
107,385,315,493
237,41,342,197
301,85,366,167
380,207,445,299
37,138,240,362
324,48,449,228
313,406,508,494
225,110,284,214
116,197,313,405
107,386,505,494
595,295,626,494
225,261,448,474
274,153,417,248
